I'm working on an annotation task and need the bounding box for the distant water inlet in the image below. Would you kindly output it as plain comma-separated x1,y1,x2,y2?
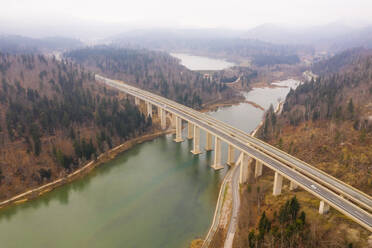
0,79,299,248
171,53,235,71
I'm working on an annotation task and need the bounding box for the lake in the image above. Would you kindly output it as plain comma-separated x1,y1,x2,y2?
171,53,234,71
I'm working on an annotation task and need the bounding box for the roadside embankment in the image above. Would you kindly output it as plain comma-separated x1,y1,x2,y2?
233,100,371,247
195,101,271,248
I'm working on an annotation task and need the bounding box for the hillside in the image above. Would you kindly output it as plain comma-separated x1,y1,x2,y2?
243,23,372,53
110,31,308,67
260,49,372,193
65,46,240,108
0,35,83,54
242,23,355,45
235,50,372,247
0,53,151,200
312,48,372,76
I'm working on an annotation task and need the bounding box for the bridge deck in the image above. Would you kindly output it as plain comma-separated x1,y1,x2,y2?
97,75,372,232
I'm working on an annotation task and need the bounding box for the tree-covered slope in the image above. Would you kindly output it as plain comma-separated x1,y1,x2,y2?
259,49,372,193
65,46,238,108
0,35,83,54
236,50,372,248
0,53,151,200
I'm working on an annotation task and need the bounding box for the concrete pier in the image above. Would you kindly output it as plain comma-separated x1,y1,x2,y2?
205,132,213,151
159,108,166,130
227,144,235,166
239,153,249,184
147,102,152,117
171,114,176,128
211,137,223,170
255,160,263,178
174,116,184,142
235,152,243,166
187,122,194,139
191,125,201,154
134,96,140,106
273,172,283,196
290,181,298,190
319,200,330,214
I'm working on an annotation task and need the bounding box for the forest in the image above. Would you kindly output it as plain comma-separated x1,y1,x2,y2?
225,49,372,248
246,197,308,248
252,54,300,67
246,49,372,247
111,33,309,67
0,35,83,54
311,48,372,76
65,46,239,108
258,50,372,192
0,52,151,199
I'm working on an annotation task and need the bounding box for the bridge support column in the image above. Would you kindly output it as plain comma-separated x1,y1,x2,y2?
290,181,298,190
235,152,243,165
319,200,330,214
159,108,166,130
238,153,250,184
239,153,250,184
211,137,223,170
147,102,152,117
171,114,176,128
134,96,140,106
273,172,283,196
227,144,235,166
187,122,194,139
255,160,263,178
205,132,213,151
174,116,184,142
191,125,201,155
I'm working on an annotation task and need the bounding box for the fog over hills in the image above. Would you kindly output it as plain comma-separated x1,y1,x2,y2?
0,15,372,56
0,16,134,42
242,22,372,51
242,22,354,44
0,35,84,53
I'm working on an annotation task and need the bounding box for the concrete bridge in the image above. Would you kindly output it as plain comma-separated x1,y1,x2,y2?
96,75,372,232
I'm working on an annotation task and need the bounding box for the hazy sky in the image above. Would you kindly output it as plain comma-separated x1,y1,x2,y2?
1,0,372,32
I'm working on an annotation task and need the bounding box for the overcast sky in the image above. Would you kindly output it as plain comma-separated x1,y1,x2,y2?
1,0,372,38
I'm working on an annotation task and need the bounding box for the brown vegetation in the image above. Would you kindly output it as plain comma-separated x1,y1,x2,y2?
0,128,173,209
0,53,152,201
65,46,240,109
233,167,370,247
233,50,372,247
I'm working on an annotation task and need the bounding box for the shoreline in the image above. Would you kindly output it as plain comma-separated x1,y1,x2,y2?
201,94,246,113
0,128,174,210
201,100,269,247
244,100,265,111
202,96,284,247
0,84,246,211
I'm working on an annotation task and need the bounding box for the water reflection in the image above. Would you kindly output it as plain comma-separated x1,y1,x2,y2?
170,53,234,71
